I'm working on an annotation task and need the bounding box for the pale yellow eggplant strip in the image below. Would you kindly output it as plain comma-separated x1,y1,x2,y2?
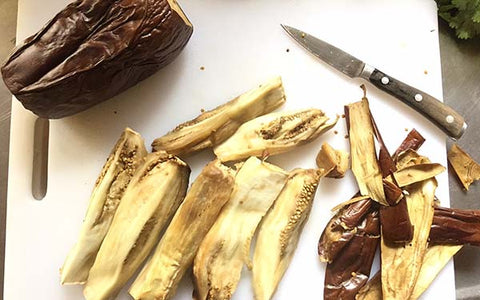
381,178,437,300
193,157,288,300
129,160,235,300
393,163,445,187
152,77,286,155
356,245,461,300
83,152,190,300
252,168,323,300
346,98,386,205
61,128,147,285
410,245,462,299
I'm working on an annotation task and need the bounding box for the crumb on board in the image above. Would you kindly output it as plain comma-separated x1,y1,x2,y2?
424,70,428,75
200,66,205,70
344,134,349,139
200,108,205,113
286,48,290,53
334,130,338,135
405,128,409,132
341,114,345,118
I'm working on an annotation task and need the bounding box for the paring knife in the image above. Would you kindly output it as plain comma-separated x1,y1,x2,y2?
281,25,467,139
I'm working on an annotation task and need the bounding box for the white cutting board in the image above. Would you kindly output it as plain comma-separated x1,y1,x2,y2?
6,0,456,299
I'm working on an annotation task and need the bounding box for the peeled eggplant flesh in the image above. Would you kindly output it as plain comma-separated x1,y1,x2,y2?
193,157,288,300
152,77,286,156
1,0,193,118
61,128,147,285
252,168,323,300
83,151,190,300
214,109,338,162
129,160,235,300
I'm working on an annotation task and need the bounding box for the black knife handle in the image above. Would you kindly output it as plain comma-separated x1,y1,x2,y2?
368,69,466,139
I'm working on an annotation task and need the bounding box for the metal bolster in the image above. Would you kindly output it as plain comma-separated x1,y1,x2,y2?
360,64,375,79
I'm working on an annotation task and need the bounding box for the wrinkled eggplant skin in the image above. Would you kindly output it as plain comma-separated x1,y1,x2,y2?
393,129,425,160
430,206,480,246
1,0,193,119
324,210,380,300
318,198,373,262
380,199,413,244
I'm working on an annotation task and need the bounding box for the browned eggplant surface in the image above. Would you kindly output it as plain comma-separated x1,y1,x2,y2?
1,0,193,118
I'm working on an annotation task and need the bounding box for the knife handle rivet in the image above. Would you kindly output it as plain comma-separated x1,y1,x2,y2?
446,115,455,124
381,76,389,85
414,94,423,102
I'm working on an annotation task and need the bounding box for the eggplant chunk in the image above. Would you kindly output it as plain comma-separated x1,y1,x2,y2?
129,160,235,300
83,152,190,300
152,77,286,156
193,157,288,300
252,168,323,300
1,0,193,119
214,109,338,162
316,142,350,178
61,128,147,285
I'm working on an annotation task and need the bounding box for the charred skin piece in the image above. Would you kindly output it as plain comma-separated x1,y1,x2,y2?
430,206,480,246
324,209,380,300
193,157,288,300
253,169,322,300
129,160,235,300
318,197,374,263
214,109,338,162
392,129,425,161
61,128,147,285
1,0,193,118
152,77,286,156
83,152,190,300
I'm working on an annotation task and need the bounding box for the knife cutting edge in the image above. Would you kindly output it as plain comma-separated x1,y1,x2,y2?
281,24,467,140
32,117,49,200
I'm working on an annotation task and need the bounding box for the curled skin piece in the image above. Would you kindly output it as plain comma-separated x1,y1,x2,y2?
61,128,147,285
129,160,235,300
214,109,338,162
83,152,190,300
324,209,380,300
318,197,374,263
316,142,350,178
193,157,288,300
152,77,286,156
252,168,323,300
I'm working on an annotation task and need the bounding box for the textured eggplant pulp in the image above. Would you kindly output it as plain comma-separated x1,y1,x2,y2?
152,77,286,156
83,152,190,300
61,128,147,285
1,0,193,118
252,169,322,300
193,157,288,300
129,160,235,300
214,109,338,162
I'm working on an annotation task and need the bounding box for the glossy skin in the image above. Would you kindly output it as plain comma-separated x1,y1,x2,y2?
1,0,193,118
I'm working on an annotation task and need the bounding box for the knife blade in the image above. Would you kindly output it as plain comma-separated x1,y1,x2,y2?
281,24,467,139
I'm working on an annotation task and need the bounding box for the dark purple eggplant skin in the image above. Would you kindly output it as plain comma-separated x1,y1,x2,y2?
324,210,380,300
1,0,193,119
318,198,374,263
430,206,480,246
